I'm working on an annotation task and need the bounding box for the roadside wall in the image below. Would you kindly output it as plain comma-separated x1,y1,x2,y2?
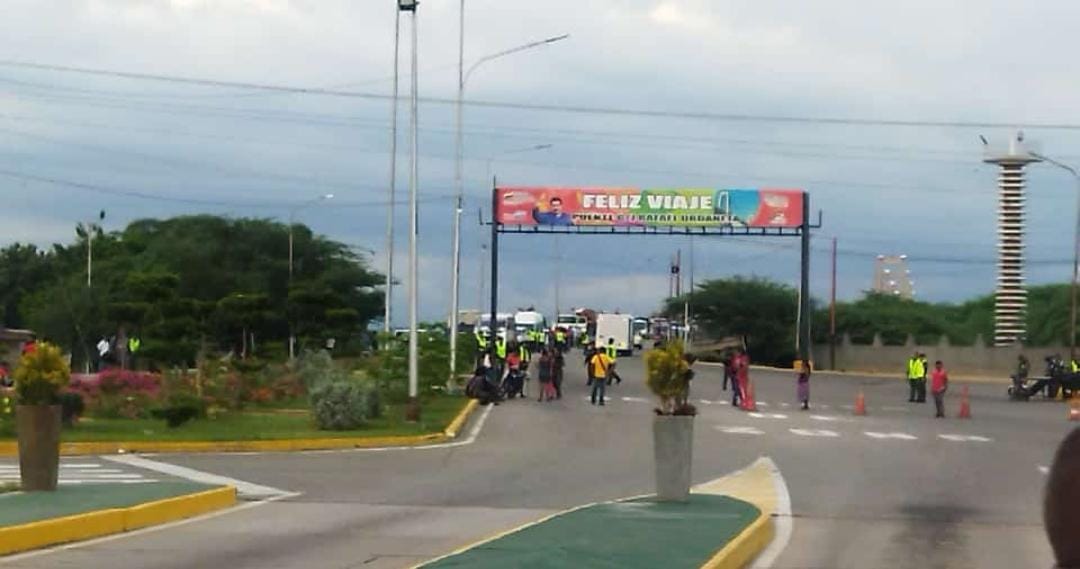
812,333,1068,377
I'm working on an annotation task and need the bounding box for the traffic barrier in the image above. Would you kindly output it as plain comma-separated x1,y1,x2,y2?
1069,398,1080,422
957,386,971,419
854,391,867,416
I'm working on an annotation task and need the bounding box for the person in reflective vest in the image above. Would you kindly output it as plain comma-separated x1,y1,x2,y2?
475,330,488,350
555,329,566,351
1072,359,1079,374
906,351,924,403
603,338,622,384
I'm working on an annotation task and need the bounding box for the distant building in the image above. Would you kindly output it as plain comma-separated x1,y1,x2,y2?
872,255,915,300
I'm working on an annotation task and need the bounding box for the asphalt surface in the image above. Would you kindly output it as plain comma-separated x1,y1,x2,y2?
1,355,1066,568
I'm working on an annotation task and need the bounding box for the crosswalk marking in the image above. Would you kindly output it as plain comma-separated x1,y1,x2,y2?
864,431,918,440
716,426,765,435
748,412,789,420
789,428,840,437
938,434,992,443
621,396,649,403
809,415,846,422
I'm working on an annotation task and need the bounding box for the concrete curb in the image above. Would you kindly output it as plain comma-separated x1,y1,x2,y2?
0,485,236,556
694,457,783,568
700,512,773,569
699,361,1005,385
0,399,480,457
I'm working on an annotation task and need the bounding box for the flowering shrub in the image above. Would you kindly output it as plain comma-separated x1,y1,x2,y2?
13,342,70,405
71,369,163,419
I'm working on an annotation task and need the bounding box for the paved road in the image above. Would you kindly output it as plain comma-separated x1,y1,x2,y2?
2,355,1064,568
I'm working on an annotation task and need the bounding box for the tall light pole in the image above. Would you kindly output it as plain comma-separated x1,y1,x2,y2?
1032,152,1080,361
447,26,569,385
81,210,105,288
384,7,402,335
288,193,334,360
399,0,421,422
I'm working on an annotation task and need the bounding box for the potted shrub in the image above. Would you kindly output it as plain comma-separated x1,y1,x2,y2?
644,341,697,502
13,342,70,492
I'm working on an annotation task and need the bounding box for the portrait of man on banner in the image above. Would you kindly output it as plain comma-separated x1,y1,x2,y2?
532,195,574,226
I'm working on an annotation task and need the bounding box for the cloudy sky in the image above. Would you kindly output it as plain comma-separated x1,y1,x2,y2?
2,0,1080,324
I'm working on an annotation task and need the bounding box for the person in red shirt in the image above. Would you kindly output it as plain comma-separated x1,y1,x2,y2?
931,360,949,418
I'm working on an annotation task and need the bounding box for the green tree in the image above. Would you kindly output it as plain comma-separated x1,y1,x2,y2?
665,276,798,366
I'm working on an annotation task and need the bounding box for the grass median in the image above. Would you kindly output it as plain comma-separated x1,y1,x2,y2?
1,396,466,444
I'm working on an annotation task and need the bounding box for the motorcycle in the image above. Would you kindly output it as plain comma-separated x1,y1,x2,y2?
1008,355,1080,401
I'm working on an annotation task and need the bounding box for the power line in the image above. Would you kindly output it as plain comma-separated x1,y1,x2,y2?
0,168,454,208
6,59,1080,130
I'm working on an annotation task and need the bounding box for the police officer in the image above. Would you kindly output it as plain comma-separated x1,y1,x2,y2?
906,351,923,403
604,338,622,385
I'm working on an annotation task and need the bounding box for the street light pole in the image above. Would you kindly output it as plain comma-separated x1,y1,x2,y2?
287,193,334,360
448,30,568,386
400,0,421,422
384,7,401,335
1033,152,1080,361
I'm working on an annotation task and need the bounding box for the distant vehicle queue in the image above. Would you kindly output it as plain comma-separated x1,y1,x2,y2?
464,308,682,405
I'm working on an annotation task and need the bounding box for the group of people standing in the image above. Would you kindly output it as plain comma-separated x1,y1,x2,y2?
469,330,570,405
906,351,950,418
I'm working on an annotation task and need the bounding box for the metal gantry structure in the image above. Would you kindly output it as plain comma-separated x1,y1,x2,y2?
485,185,822,365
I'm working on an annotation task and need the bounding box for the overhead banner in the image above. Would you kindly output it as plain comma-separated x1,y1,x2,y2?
495,188,804,229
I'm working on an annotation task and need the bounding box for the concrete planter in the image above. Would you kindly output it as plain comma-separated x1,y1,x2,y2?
653,415,694,502
16,405,62,492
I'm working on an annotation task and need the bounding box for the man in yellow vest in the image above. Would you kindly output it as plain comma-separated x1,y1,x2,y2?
906,351,924,403
604,338,622,384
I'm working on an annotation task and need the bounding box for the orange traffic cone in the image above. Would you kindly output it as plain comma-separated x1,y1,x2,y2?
742,379,758,412
957,386,971,419
1069,397,1080,422
854,391,867,416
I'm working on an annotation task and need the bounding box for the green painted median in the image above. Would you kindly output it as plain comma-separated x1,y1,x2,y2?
0,482,217,527
424,494,761,568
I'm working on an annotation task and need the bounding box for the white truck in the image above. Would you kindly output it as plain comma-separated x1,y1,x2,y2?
595,313,633,356
631,317,650,349
513,310,547,344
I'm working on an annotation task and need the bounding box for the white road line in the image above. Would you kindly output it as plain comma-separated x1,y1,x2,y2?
779,402,790,408
748,412,788,420
104,455,287,499
938,434,993,443
621,396,649,403
698,399,712,405
750,457,793,569
818,404,831,410
881,406,910,412
757,402,770,407
808,415,847,422
789,428,839,438
716,426,765,435
1039,465,1050,475
864,431,918,440
301,400,496,455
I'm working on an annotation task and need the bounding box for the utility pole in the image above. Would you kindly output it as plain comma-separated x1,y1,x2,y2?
830,237,837,370
400,0,420,422
383,7,401,335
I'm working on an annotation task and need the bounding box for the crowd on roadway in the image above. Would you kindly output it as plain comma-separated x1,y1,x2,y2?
465,324,638,407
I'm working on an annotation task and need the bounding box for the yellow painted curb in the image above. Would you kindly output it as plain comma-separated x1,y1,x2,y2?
0,486,236,556
443,399,479,438
0,398,481,457
694,458,779,569
701,513,774,569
